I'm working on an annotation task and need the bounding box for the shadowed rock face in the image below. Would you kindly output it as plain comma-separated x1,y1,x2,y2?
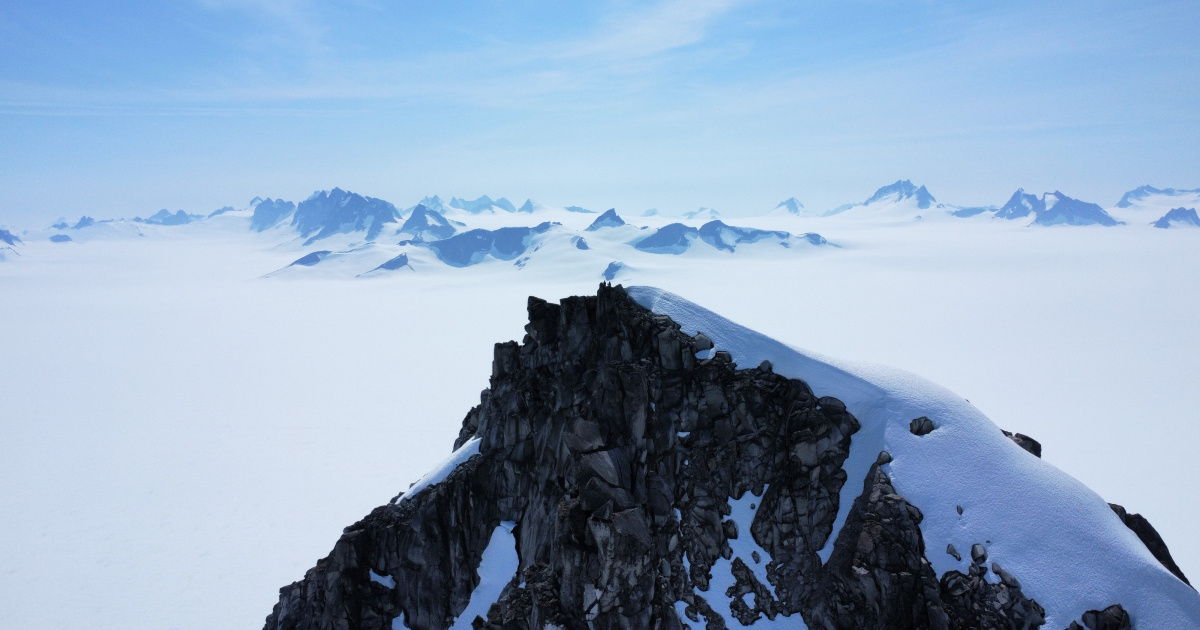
265,285,1059,630
1109,504,1191,586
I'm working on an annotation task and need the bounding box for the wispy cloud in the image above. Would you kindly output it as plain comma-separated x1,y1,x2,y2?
565,0,743,60
194,0,330,55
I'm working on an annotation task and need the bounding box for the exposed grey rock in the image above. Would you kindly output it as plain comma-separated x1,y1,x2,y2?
971,544,988,565
1109,503,1191,586
1078,604,1131,630
910,416,935,436
946,544,961,562
264,284,1047,630
1001,430,1043,458
939,560,1045,630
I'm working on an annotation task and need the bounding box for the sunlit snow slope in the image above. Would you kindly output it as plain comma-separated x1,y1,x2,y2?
629,287,1200,630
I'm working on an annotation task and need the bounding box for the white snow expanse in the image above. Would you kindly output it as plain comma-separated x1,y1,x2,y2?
1,205,1199,628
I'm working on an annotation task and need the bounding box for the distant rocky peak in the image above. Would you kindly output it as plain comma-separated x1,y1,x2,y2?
292,188,399,243
398,204,455,242
995,189,1044,219
864,180,936,208
775,197,805,213
1152,207,1200,229
586,209,626,231
1115,185,1200,208
0,228,21,246
1034,192,1120,226
249,198,297,232
682,207,720,219
416,195,446,213
450,195,515,213
141,209,199,226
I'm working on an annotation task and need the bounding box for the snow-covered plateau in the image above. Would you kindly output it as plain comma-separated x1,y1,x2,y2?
1,185,1198,629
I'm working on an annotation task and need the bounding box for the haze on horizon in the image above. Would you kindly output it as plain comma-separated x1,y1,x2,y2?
1,0,1198,226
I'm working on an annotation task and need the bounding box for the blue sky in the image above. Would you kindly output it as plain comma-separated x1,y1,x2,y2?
1,0,1197,225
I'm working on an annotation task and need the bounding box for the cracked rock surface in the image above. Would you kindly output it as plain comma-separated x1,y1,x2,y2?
264,285,1071,630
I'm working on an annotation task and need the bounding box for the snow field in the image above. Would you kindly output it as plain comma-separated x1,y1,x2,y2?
0,216,1198,628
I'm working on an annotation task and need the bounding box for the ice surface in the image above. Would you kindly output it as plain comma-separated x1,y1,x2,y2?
395,438,481,505
450,521,519,629
370,569,396,589
685,486,808,626
628,286,1200,629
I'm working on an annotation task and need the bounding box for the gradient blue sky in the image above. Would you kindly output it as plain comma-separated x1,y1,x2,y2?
2,0,1197,225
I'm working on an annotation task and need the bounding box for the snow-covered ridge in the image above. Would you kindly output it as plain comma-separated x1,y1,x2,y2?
627,286,1200,629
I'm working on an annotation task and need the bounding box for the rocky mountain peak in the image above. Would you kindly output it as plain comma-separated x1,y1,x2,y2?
262,285,1181,630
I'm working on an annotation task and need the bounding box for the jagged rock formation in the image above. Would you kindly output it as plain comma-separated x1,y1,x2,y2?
265,285,1135,630
1109,504,1191,587
585,210,625,231
294,189,400,244
1066,604,1132,630
1152,207,1200,229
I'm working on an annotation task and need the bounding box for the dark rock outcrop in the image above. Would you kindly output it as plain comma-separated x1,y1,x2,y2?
910,416,935,436
1109,503,1191,586
1065,604,1131,630
265,285,1047,630
1001,430,1042,458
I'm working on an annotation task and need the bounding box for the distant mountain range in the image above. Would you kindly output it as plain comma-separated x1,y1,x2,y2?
1116,185,1200,208
783,180,1146,226
9,182,1197,271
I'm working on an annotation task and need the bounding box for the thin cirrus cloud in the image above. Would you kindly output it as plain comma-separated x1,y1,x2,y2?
179,0,747,107
0,0,1196,226
0,0,745,112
